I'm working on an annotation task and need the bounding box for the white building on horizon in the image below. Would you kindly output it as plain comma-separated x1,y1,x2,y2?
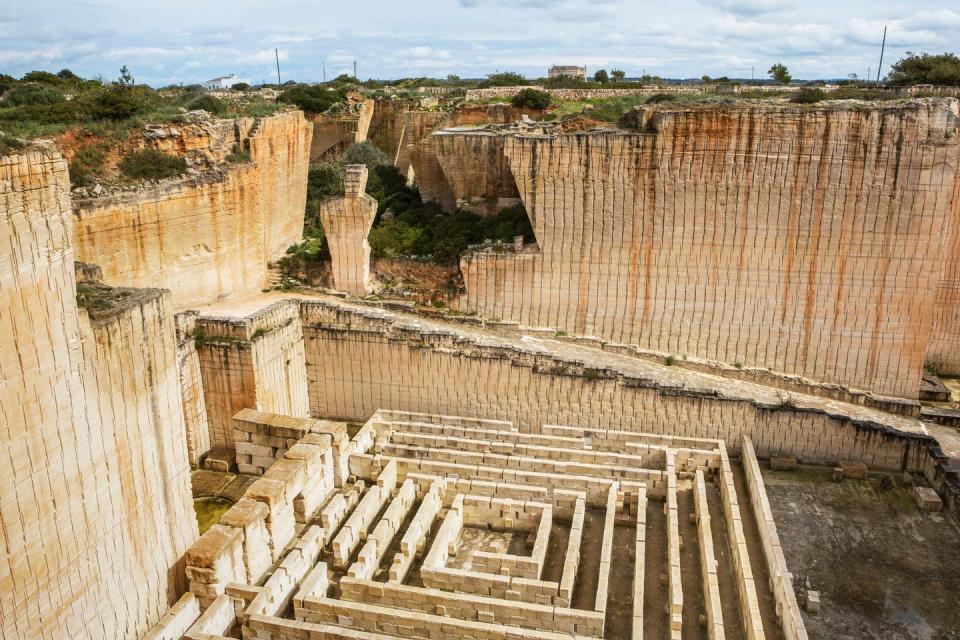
203,74,249,90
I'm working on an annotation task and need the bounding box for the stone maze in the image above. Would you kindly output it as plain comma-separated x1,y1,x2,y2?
146,409,806,639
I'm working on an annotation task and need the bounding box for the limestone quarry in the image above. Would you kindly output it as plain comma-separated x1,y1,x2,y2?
3,81,960,640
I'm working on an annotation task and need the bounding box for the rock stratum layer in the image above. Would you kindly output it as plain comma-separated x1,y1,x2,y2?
1,146,196,638
71,111,312,308
459,100,960,400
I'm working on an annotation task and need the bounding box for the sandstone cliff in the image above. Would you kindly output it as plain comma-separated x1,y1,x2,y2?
459,100,960,399
71,110,312,308
0,146,196,639
928,168,960,374
308,98,374,162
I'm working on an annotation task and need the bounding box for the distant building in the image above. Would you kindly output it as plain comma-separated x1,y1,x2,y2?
548,65,587,80
203,74,249,90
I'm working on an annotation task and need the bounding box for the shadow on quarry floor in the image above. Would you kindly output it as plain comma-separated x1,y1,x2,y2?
762,466,960,640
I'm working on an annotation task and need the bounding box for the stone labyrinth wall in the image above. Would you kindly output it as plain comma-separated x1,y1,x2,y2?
148,409,806,640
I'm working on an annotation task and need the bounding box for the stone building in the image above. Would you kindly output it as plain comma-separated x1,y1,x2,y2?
548,64,587,80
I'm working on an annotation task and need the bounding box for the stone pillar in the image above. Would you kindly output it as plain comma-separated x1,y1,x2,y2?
319,164,378,295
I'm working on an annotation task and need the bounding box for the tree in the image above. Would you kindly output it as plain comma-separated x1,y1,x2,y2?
611,69,625,81
118,65,134,86
768,63,791,84
446,74,461,83
594,69,609,83
231,82,251,91
701,74,711,83
478,72,526,88
511,88,551,110
57,69,78,80
887,52,960,86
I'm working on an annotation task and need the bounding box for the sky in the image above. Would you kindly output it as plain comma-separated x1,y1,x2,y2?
1,0,958,86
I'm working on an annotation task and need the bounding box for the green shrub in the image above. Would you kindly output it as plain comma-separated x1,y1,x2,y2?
20,70,61,84
3,83,65,106
88,86,149,120
277,85,347,113
231,82,251,91
225,143,251,164
790,87,825,104
0,74,16,96
645,93,676,104
887,52,960,86
369,219,428,258
343,141,391,169
69,143,110,187
185,94,224,114
511,88,551,110
118,149,186,180
478,72,527,88
0,132,26,155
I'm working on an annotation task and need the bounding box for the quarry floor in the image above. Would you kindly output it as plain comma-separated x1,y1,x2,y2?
763,465,960,640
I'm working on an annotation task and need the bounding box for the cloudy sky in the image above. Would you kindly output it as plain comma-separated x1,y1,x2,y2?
2,0,958,86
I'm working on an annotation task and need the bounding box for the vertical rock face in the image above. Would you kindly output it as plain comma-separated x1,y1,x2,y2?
433,129,521,214
319,165,378,296
308,99,375,163
195,300,310,452
71,111,312,308
928,168,960,374
460,100,960,399
0,146,196,638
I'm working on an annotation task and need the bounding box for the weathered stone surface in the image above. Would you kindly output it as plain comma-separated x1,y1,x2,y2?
0,145,197,639
319,165,378,295
71,111,312,308
458,100,960,400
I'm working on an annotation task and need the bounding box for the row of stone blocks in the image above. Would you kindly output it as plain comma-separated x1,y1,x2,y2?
184,412,346,608
233,407,350,479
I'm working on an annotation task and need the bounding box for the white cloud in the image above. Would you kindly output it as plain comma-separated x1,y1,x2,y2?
1,0,957,84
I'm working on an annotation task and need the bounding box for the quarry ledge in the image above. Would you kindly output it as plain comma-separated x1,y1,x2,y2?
298,298,926,434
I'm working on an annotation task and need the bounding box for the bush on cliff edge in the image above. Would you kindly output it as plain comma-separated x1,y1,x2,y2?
511,88,551,110
118,149,186,180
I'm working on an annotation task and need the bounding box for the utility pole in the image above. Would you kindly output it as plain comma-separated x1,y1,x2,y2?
322,60,326,83
275,48,281,85
876,25,887,85
353,60,357,79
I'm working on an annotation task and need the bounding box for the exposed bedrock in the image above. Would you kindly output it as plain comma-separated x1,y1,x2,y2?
308,97,374,162
71,111,312,308
1,145,196,639
458,99,960,400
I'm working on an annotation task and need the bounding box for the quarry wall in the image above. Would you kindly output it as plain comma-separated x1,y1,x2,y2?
464,85,960,102
71,111,311,308
195,300,310,453
1,146,196,639
458,101,960,400
299,301,938,473
928,169,960,374
308,99,374,163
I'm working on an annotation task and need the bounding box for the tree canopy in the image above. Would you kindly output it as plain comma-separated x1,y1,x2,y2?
768,64,791,84
887,52,960,86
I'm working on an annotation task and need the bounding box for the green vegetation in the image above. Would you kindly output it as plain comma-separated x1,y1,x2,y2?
183,93,225,115
665,355,675,366
194,497,233,534
231,82,251,91
0,69,284,144
0,132,26,155
118,149,186,180
69,141,111,187
511,88,551,110
478,72,527,88
225,143,251,164
768,63,792,85
343,141,390,167
593,69,609,84
645,93,677,104
789,87,825,103
277,85,348,113
611,69,626,82
887,52,960,86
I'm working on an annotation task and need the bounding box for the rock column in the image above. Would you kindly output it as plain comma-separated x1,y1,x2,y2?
320,165,378,295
